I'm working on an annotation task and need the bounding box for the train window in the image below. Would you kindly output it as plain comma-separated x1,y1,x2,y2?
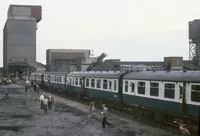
103,80,108,89
164,83,175,99
60,77,62,83
91,79,95,88
96,79,101,88
63,77,65,83
69,78,72,85
125,81,129,92
138,82,145,95
109,81,112,90
75,78,78,85
86,79,89,87
191,85,200,102
130,82,134,92
79,78,82,86
72,78,75,85
179,86,183,99
114,80,117,91
150,82,159,97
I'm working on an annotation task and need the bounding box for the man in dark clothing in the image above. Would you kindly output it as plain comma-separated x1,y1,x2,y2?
179,124,190,136
25,85,28,92
33,84,36,92
48,94,54,111
101,104,111,128
4,89,8,99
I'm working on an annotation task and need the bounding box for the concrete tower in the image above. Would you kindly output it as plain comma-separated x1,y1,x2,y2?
3,5,42,76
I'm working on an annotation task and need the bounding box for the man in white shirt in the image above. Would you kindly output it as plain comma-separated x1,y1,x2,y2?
43,97,48,113
39,94,44,109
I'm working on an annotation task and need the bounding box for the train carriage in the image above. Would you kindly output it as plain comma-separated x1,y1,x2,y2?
67,71,125,100
43,72,67,91
30,70,199,134
30,72,43,85
123,71,200,131
123,71,200,118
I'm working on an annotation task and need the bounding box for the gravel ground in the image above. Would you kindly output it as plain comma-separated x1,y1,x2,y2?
0,84,180,136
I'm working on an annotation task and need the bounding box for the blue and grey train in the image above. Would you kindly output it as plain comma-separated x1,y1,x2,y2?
30,70,200,132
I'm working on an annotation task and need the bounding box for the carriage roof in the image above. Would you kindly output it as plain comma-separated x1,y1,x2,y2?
123,71,200,82
43,72,67,76
67,71,125,79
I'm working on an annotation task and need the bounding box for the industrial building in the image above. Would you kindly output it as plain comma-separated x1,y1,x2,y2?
3,4,42,77
112,57,197,71
46,49,106,72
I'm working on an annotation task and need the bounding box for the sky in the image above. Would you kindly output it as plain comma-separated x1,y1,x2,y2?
0,0,200,66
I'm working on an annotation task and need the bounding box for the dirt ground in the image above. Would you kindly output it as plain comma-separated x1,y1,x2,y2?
0,84,180,136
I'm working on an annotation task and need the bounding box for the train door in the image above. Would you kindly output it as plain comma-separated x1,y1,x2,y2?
47,75,50,86
81,77,86,93
179,82,186,114
41,75,44,84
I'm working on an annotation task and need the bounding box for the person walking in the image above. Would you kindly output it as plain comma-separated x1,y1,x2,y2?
39,94,44,109
43,96,48,113
48,94,54,111
101,104,111,128
89,100,95,117
4,88,9,99
36,85,40,95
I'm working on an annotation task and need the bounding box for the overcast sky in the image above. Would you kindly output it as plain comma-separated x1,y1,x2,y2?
0,0,200,66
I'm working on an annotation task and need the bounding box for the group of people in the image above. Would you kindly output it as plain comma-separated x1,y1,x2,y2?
39,93,54,113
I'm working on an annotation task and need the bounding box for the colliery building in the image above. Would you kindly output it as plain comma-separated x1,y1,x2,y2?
46,49,98,72
3,5,42,77
112,57,198,71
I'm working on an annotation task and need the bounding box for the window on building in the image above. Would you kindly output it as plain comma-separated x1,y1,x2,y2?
114,80,117,91
164,83,175,99
191,85,200,102
176,58,180,66
124,81,129,92
96,79,101,88
109,81,112,90
138,82,145,95
150,82,159,97
103,80,108,89
91,79,95,88
86,79,89,87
